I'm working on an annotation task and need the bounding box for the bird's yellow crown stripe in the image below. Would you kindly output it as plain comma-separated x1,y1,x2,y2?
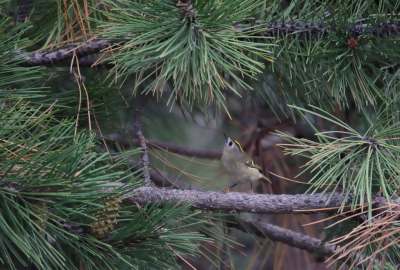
233,140,244,152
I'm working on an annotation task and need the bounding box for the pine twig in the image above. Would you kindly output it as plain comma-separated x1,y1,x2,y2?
106,132,222,159
231,216,334,258
232,216,381,267
127,157,192,189
18,39,114,67
133,95,151,183
94,136,193,189
142,138,222,159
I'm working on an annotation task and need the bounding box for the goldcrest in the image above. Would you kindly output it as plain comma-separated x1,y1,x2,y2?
221,133,271,193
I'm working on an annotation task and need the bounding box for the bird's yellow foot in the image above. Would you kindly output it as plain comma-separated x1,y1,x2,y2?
222,188,230,194
248,190,254,194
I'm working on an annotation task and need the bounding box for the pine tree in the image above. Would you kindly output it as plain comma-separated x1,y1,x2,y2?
1,0,400,269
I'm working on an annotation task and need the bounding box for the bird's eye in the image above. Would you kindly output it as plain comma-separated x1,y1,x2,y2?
228,142,233,146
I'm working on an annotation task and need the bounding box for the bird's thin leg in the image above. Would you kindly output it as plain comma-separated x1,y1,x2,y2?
248,182,254,194
222,183,238,194
230,183,238,189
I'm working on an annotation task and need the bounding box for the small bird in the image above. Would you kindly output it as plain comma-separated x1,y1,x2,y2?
221,133,271,193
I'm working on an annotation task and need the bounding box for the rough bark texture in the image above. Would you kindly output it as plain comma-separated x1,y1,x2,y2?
233,216,335,258
123,186,349,214
19,40,113,67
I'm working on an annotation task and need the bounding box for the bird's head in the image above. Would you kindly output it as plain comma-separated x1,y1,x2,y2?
223,133,245,156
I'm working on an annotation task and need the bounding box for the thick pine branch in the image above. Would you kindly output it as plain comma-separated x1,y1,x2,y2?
124,186,348,214
123,185,398,215
15,20,400,67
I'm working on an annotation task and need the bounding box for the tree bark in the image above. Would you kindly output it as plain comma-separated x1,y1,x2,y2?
123,186,349,214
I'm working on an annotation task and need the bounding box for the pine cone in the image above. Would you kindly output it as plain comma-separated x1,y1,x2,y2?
29,200,48,233
86,195,120,239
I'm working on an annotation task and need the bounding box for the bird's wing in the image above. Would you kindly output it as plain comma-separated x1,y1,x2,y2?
244,160,263,174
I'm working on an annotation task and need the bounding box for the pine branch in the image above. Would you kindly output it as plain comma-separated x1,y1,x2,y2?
14,20,400,67
231,216,334,258
231,216,379,267
123,186,398,215
18,39,113,67
254,21,400,38
124,186,349,214
134,95,151,183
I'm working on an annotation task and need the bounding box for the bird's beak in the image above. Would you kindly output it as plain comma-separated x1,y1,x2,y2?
223,133,228,141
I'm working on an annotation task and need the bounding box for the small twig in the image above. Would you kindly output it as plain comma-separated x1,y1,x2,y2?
133,95,151,183
94,137,193,189
148,142,218,166
150,160,186,189
127,157,192,189
145,139,222,159
148,148,210,183
107,131,222,159
33,99,59,121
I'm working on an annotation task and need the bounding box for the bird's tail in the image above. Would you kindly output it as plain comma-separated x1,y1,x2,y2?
260,175,272,184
